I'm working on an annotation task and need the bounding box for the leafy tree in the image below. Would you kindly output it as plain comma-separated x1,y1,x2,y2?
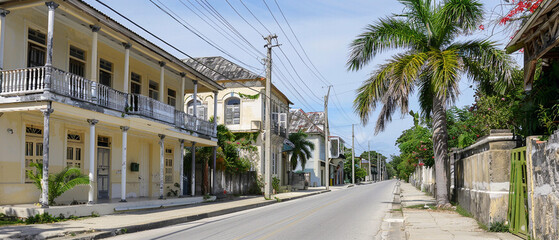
288,130,315,171
347,0,515,206
26,163,89,205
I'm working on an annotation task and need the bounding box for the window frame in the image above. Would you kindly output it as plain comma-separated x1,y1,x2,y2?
68,45,86,77
99,58,113,87
224,97,241,125
167,88,176,107
149,80,159,100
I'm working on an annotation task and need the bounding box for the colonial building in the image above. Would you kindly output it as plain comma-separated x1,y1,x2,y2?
289,109,344,187
0,0,222,207
183,56,292,185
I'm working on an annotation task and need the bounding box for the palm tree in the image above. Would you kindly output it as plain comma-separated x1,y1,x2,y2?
27,162,89,205
347,0,515,206
288,130,315,171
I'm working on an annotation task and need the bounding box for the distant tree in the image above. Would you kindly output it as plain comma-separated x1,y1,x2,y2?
288,130,315,171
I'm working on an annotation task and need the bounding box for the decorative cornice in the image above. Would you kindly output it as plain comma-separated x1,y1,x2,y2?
90,25,101,32
0,9,10,17
45,1,59,10
180,72,186,78
87,119,99,125
122,42,132,49
159,61,166,67
120,126,130,132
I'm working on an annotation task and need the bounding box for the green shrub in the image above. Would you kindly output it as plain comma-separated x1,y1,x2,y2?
26,163,89,205
489,221,509,232
272,177,280,193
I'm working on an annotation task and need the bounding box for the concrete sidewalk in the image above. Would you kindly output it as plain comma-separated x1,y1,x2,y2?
399,181,521,240
0,186,346,239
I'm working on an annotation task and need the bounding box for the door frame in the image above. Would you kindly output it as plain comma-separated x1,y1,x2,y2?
97,136,111,200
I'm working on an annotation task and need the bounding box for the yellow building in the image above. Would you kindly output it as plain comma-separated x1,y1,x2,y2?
0,0,222,207
184,56,292,186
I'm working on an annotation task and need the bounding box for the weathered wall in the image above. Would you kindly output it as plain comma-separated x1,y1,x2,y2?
453,130,515,225
409,166,436,196
527,133,559,240
214,170,257,195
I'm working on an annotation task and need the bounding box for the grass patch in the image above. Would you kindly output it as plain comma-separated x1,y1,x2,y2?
405,204,436,210
455,205,473,218
0,213,24,226
0,212,100,226
391,207,403,212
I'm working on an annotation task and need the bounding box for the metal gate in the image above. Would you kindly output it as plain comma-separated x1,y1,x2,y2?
508,147,528,239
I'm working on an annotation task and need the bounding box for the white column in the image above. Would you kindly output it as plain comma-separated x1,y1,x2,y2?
122,43,131,93
44,2,58,92
40,107,53,208
213,91,218,132
120,126,129,202
90,26,100,82
159,61,165,103
179,139,185,197
0,9,9,70
192,80,198,130
159,134,165,199
191,142,196,196
180,73,186,111
87,119,98,204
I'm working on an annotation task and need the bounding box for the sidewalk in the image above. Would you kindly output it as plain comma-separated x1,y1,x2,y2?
399,181,521,240
0,186,344,239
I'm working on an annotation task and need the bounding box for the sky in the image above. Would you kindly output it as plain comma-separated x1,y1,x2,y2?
83,0,521,159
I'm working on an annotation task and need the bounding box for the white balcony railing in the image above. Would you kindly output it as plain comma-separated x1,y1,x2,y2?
0,66,217,137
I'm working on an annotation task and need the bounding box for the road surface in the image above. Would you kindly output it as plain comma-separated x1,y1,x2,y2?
109,180,397,240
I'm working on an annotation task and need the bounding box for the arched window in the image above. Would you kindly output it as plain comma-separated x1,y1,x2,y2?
187,99,207,120
225,97,241,125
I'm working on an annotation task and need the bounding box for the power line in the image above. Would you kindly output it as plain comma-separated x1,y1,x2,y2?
275,46,322,101
262,0,329,87
93,0,282,104
150,0,261,72
272,0,330,85
176,0,262,61
196,0,264,58
239,0,272,35
225,0,264,37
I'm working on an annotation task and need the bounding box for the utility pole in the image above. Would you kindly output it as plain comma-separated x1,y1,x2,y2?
377,152,380,182
264,34,278,199
368,141,371,182
351,124,355,184
324,85,332,190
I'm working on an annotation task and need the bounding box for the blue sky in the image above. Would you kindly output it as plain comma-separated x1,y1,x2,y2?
84,0,521,159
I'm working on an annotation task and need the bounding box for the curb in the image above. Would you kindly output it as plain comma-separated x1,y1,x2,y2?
57,190,331,239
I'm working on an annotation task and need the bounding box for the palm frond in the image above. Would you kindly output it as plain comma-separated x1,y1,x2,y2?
451,40,517,94
440,0,483,34
354,52,427,130
347,17,426,71
426,49,460,104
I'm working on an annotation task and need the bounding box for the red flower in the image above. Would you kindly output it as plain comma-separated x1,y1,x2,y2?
479,25,484,30
223,190,227,194
476,134,480,137
419,162,425,166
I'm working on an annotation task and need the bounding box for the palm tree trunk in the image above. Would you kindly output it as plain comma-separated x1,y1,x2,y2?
432,96,450,207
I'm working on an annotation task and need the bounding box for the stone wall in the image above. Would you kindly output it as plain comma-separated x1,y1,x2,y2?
453,130,516,225
526,134,559,240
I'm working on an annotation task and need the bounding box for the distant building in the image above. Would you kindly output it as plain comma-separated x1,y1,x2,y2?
184,56,292,185
289,109,345,186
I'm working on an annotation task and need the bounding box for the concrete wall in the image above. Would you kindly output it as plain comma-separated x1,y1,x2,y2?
526,133,559,240
410,166,436,196
453,130,515,225
214,170,257,195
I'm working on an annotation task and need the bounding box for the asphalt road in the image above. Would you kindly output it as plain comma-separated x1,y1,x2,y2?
109,180,397,240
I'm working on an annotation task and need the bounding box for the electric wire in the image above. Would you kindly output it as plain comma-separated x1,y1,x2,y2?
176,0,262,61
271,0,330,85
94,0,283,104
148,0,261,72
239,0,273,35
225,0,264,37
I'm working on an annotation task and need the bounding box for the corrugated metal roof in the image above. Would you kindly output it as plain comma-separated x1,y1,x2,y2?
183,56,262,81
289,109,324,134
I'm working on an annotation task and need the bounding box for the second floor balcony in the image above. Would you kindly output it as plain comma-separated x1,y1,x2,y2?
0,66,216,137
